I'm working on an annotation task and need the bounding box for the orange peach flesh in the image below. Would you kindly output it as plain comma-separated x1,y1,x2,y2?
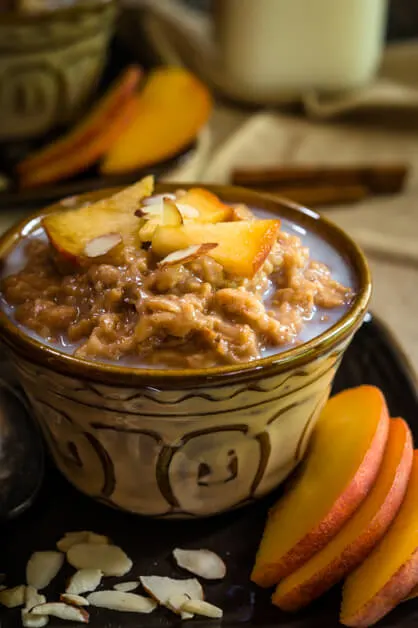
251,386,390,587
340,450,418,627
273,418,413,610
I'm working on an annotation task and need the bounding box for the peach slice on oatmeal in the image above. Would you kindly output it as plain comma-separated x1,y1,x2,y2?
175,188,233,223
151,219,281,278
43,176,154,263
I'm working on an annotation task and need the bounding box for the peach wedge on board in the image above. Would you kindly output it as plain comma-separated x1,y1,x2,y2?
151,219,280,278
43,176,154,263
273,417,413,611
340,449,418,627
251,386,390,587
101,67,213,174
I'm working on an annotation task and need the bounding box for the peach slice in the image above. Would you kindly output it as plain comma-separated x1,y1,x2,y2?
340,449,418,627
101,67,213,174
175,189,233,223
273,418,413,611
17,66,142,176
151,219,280,278
251,386,390,587
20,94,140,188
43,176,154,263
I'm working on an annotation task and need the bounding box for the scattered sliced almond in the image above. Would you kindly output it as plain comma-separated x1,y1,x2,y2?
30,603,89,623
67,544,132,577
139,576,203,616
57,532,110,553
25,587,46,612
158,243,218,267
173,548,227,580
26,552,64,590
84,233,122,258
175,203,200,219
181,599,223,619
166,593,194,620
113,582,139,593
60,594,89,607
87,591,156,614
0,585,26,608
66,569,103,595
21,610,49,628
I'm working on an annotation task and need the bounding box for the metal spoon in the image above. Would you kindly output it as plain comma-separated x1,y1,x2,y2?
0,381,44,520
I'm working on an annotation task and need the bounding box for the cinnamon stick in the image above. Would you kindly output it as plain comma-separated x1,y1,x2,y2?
232,164,409,195
255,185,369,208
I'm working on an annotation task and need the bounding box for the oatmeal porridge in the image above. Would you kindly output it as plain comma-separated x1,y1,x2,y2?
0,177,355,368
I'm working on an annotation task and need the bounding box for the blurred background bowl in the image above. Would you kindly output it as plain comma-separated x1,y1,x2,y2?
0,0,117,142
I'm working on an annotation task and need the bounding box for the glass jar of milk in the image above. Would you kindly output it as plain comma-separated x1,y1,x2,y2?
213,0,388,102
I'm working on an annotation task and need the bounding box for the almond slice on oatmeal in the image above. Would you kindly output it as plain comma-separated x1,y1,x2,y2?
175,203,200,219
180,599,223,619
26,552,64,590
0,585,26,608
30,602,89,623
139,575,203,617
86,591,156,613
84,233,122,258
67,544,132,576
60,594,89,607
158,243,218,267
113,581,139,593
66,569,103,595
173,549,226,580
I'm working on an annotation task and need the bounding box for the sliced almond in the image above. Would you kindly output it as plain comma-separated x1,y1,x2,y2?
142,193,175,207
113,582,139,593
181,599,223,619
158,243,218,267
21,610,49,628
87,591,156,614
173,548,226,580
166,593,194,620
84,233,122,258
66,569,103,595
139,576,203,616
57,532,110,553
30,602,89,623
25,587,46,612
26,552,64,590
0,584,26,608
67,544,132,577
60,594,89,607
175,203,200,219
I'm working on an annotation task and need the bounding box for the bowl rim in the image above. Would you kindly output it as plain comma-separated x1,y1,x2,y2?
0,183,372,387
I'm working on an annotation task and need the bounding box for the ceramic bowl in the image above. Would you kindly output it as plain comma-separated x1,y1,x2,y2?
0,185,371,518
0,0,116,142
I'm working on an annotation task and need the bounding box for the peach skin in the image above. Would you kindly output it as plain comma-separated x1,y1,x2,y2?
340,449,418,627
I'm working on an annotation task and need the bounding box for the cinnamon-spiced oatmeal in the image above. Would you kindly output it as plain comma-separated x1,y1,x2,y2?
0,179,355,368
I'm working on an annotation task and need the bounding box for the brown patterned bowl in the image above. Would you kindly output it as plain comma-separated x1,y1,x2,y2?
0,185,371,518
0,0,116,141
